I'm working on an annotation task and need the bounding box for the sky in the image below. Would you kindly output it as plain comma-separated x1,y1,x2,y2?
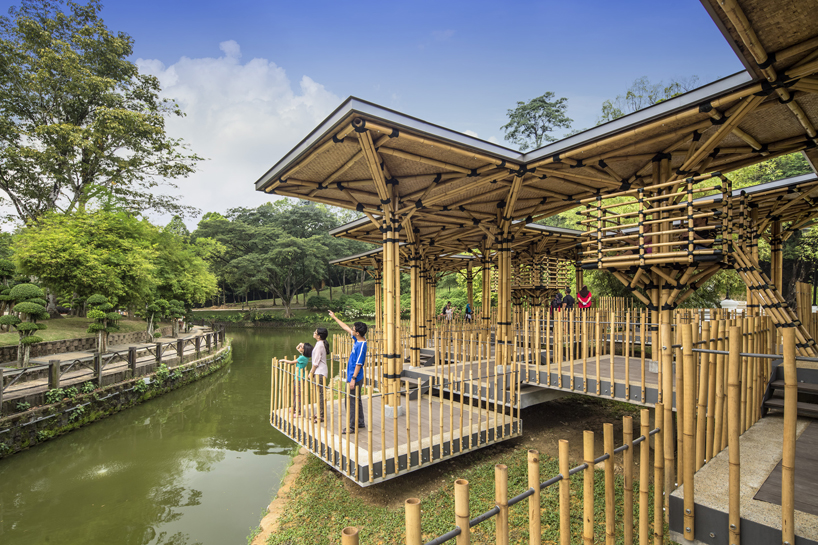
2,0,747,228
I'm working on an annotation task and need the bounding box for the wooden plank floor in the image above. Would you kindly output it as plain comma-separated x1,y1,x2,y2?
272,390,521,485
754,421,818,515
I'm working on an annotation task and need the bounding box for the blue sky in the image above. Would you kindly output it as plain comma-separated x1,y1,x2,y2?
3,0,747,223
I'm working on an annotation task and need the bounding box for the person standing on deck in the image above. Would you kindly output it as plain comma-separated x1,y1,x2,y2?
465,302,473,323
550,292,563,317
562,291,575,311
327,311,367,432
577,286,593,309
309,327,329,423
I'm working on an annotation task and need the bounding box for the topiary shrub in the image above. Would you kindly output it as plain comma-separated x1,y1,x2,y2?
86,294,120,353
307,295,331,311
6,283,48,366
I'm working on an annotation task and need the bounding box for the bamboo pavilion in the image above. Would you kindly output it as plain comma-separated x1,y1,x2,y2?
260,1,818,544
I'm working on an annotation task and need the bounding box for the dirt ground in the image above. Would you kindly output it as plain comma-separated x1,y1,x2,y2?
338,395,656,509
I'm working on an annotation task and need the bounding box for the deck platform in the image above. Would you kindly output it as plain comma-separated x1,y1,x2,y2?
669,416,818,545
270,384,521,486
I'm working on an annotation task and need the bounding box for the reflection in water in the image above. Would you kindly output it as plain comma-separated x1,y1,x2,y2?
0,329,307,545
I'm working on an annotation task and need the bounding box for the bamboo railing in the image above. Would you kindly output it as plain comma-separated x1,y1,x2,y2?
333,320,806,544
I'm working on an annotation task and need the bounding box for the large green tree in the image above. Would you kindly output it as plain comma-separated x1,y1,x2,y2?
0,0,201,224
501,92,572,151
194,202,340,317
12,210,157,307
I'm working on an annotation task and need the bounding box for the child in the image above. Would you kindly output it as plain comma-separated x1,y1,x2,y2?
280,342,313,416
328,310,367,432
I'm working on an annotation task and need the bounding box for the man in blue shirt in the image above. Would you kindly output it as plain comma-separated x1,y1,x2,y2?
328,311,367,432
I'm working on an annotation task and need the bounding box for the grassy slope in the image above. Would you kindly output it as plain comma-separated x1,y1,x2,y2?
0,317,151,347
200,279,378,310
267,443,664,545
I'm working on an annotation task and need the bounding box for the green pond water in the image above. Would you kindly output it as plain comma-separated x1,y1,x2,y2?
0,328,314,545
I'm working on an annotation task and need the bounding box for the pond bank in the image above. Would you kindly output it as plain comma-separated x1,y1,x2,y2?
0,342,232,459
250,446,310,545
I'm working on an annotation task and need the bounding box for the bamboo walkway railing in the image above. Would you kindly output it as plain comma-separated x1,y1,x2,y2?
332,323,806,544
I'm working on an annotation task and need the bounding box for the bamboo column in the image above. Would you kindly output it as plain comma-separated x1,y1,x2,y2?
728,325,741,545
782,327,797,545
624,415,634,545
640,409,649,545
410,250,420,368
528,450,541,545
496,464,509,545
559,439,570,545
604,423,615,545
406,498,421,545
584,430,595,545
654,403,664,545
682,323,695,541
455,479,470,545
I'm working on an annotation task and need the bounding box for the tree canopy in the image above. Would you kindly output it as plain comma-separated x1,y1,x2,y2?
501,92,572,151
0,0,202,224
597,76,700,124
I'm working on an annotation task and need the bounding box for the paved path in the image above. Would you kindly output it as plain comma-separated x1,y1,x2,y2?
2,327,219,401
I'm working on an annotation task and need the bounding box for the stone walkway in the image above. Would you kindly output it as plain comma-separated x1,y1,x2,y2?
2,327,217,401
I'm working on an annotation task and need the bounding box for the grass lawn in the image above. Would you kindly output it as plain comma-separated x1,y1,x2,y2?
0,316,151,346
266,442,664,545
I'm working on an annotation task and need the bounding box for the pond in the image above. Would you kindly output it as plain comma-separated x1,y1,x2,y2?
0,328,315,545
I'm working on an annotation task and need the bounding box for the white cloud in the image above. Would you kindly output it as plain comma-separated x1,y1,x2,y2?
463,130,479,138
137,40,341,227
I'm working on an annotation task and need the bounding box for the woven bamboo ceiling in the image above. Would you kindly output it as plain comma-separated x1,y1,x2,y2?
255,0,818,253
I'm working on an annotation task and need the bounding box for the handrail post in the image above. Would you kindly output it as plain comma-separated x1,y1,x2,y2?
155,342,163,364
528,450,541,545
49,359,60,389
782,327,796,545
206,332,212,353
405,498,421,545
682,323,695,541
495,464,509,545
728,326,741,545
93,352,103,386
455,479,470,545
128,346,137,377
195,335,201,359
177,339,184,361
0,367,4,415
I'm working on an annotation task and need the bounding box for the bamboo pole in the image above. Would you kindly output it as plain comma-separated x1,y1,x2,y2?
341,526,359,545
714,321,727,453
661,321,674,506
624,415,634,545
640,409,649,545
559,439,570,545
584,430,595,545
455,479,470,545
682,323,695,541
641,313,646,402
696,322,710,470
496,464,509,545
782,327,797,545
417,378,423,463
728,325,741,545
429,376,434,460
705,320,718,462
529,450,541,545
654,403,664,545
625,310,631,401
605,423,615,545
406,498,422,545
596,312,602,395
610,311,616,398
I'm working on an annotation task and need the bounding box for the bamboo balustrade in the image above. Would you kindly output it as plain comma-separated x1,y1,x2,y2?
331,320,809,544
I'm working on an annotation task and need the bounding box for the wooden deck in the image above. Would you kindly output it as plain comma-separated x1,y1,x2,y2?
270,387,521,486
403,352,667,408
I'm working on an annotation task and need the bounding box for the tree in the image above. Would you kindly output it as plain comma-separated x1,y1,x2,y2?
597,76,700,124
12,210,157,307
0,283,48,366
0,0,202,224
85,293,119,352
162,299,186,338
194,205,329,317
501,92,573,151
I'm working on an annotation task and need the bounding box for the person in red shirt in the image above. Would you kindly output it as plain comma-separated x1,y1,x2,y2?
577,286,592,309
